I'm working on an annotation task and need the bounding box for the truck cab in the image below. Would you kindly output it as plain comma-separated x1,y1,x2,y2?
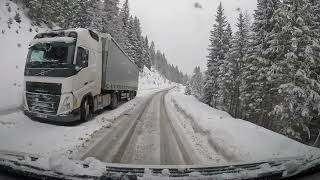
23,28,139,122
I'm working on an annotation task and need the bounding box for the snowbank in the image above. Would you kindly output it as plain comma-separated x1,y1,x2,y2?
138,66,176,95
0,98,140,157
0,1,47,110
166,88,320,163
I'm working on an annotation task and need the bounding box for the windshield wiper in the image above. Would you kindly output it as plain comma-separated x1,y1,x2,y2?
0,150,319,179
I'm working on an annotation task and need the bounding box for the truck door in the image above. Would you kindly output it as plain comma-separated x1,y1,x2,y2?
72,47,94,107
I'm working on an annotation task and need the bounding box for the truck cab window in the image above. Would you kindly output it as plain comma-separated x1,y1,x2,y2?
27,43,75,66
76,47,89,68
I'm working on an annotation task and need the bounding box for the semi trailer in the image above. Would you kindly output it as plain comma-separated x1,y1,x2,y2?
23,28,139,122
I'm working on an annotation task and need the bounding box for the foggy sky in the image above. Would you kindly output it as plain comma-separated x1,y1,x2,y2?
128,0,257,74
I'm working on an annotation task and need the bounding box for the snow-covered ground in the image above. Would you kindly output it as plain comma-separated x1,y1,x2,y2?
0,1,47,110
0,67,172,157
1,0,320,178
138,66,176,94
166,87,320,164
0,0,175,159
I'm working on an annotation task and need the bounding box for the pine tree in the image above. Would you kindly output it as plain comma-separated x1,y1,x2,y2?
126,16,139,64
185,83,192,95
143,36,152,69
133,17,144,69
240,0,281,126
189,66,204,99
103,0,120,34
119,0,130,48
229,12,251,118
215,22,233,112
202,3,229,107
24,0,50,26
149,41,156,66
89,0,105,32
267,0,320,139
311,0,320,30
68,0,92,29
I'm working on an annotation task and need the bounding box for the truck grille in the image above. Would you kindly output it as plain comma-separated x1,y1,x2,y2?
26,92,60,115
26,82,62,95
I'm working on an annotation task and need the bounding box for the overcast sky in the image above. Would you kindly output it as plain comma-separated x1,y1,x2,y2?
127,0,257,74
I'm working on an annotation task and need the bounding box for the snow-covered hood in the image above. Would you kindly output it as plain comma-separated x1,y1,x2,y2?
0,150,319,179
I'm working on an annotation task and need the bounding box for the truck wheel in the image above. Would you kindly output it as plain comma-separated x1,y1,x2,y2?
80,98,90,122
127,91,132,101
130,91,135,100
110,93,118,109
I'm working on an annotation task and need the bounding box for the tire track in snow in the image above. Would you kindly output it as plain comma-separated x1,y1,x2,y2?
159,90,194,165
111,93,156,163
81,88,197,165
0,106,21,116
80,92,159,162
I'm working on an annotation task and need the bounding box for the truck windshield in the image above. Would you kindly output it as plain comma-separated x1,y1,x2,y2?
26,42,75,68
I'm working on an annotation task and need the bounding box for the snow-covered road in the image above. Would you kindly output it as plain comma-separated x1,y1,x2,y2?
0,88,167,157
80,89,200,165
2,86,319,168
1,85,320,167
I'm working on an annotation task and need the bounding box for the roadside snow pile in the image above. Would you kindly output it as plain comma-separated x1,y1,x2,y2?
0,0,47,110
167,89,320,163
0,95,145,157
138,66,175,94
49,154,106,176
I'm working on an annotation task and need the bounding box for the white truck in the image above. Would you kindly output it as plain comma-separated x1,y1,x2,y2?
23,28,139,122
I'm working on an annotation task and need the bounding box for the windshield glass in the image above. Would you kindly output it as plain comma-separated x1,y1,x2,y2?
26,42,75,67
1,0,320,179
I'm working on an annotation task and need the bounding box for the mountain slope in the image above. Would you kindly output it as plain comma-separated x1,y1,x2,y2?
0,1,46,109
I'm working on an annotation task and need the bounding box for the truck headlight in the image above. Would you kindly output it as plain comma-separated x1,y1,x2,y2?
60,95,73,114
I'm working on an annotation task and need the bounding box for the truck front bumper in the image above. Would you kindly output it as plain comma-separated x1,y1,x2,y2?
23,109,80,123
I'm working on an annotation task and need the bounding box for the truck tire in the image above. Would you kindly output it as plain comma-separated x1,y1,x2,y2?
80,98,90,122
130,91,135,100
127,91,132,101
110,93,118,109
